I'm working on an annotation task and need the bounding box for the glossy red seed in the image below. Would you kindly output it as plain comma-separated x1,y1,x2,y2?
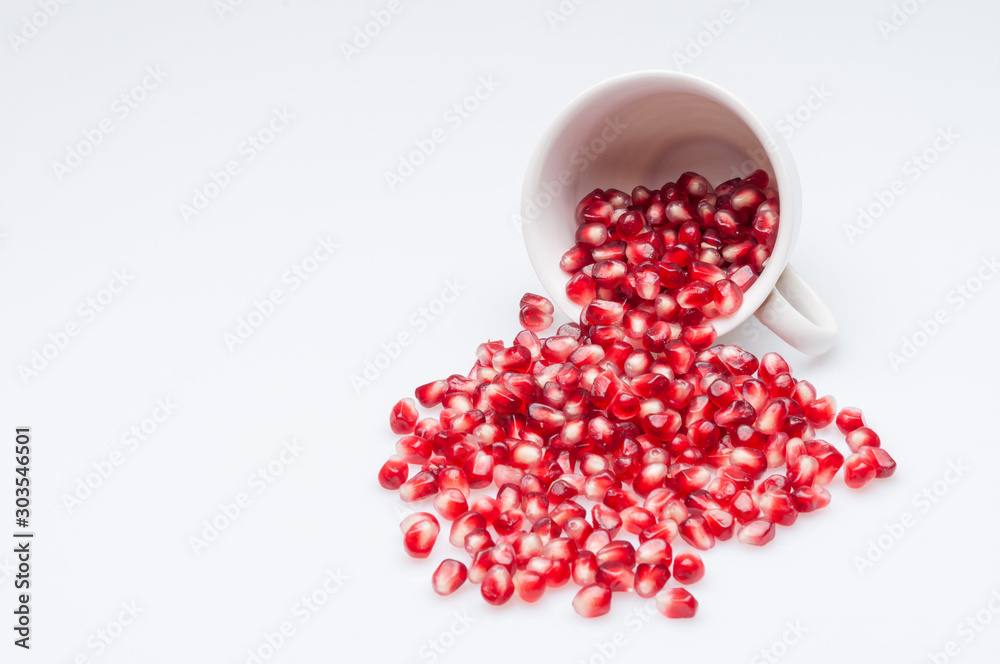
678,515,715,550
402,513,439,558
844,453,877,488
573,583,612,618
836,407,866,435
390,398,419,434
846,427,881,453
737,519,775,546
432,559,468,595
655,587,698,619
481,565,514,605
596,562,635,592
758,490,797,526
791,485,831,512
433,488,469,520
514,569,547,603
673,551,705,584
634,563,670,598
399,470,439,502
378,455,409,489
859,446,896,478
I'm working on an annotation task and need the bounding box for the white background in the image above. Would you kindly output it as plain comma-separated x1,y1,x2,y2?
1,1,998,662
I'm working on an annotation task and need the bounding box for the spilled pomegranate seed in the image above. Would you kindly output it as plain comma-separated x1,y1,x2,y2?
380,172,896,619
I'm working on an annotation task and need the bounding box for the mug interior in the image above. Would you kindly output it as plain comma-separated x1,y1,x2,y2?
521,72,798,337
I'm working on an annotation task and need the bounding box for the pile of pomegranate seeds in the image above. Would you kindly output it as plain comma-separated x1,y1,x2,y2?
379,170,895,619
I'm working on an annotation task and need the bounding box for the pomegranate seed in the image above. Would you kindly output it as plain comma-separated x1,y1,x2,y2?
389,398,419,435
806,440,845,486
843,453,877,488
791,485,831,512
737,519,776,546
573,583,612,618
449,510,487,547
378,455,409,489
655,587,698,619
859,446,896,478
514,569,547,603
678,515,715,550
787,455,819,488
846,426,881,453
635,537,672,565
573,551,599,586
431,559,468,596
401,513,439,558
634,563,670,598
804,395,837,428
596,562,635,592
836,406,866,435
757,490,798,526
433,488,469,520
728,489,760,524
399,470,439,502
414,380,447,408
519,305,554,332
596,540,636,567
520,292,554,314
481,565,515,605
703,508,735,541
673,551,705,584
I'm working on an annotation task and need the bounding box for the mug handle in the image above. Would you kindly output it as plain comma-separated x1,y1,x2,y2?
754,264,838,355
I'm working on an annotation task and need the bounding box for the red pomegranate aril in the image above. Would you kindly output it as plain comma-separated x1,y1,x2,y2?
574,583,612,618
844,453,877,488
596,562,635,592
655,587,698,619
433,488,469,520
510,569,546,603
449,510,487,547
596,540,636,567
678,515,715,551
399,470,439,502
703,508,735,541
634,563,670,598
572,551,599,586
579,199,614,225
519,305,554,332
414,380,447,408
836,406,866,434
803,395,837,428
737,519,776,546
402,514,439,559
859,446,896,478
805,440,844,485
432,559,468,596
378,455,409,489
787,455,819,488
846,426,881,453
758,489,798,526
481,565,515,605
576,222,609,247
791,485,831,512
389,398,419,435
620,506,656,534
728,446,767,479
728,489,760,524
672,551,705,585
464,528,495,556
396,435,431,464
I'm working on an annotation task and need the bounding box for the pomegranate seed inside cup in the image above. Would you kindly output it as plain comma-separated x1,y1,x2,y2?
380,170,895,619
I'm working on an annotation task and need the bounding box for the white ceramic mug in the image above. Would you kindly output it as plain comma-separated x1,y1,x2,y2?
520,71,837,355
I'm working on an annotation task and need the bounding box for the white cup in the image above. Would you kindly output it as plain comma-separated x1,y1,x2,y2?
520,71,837,355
